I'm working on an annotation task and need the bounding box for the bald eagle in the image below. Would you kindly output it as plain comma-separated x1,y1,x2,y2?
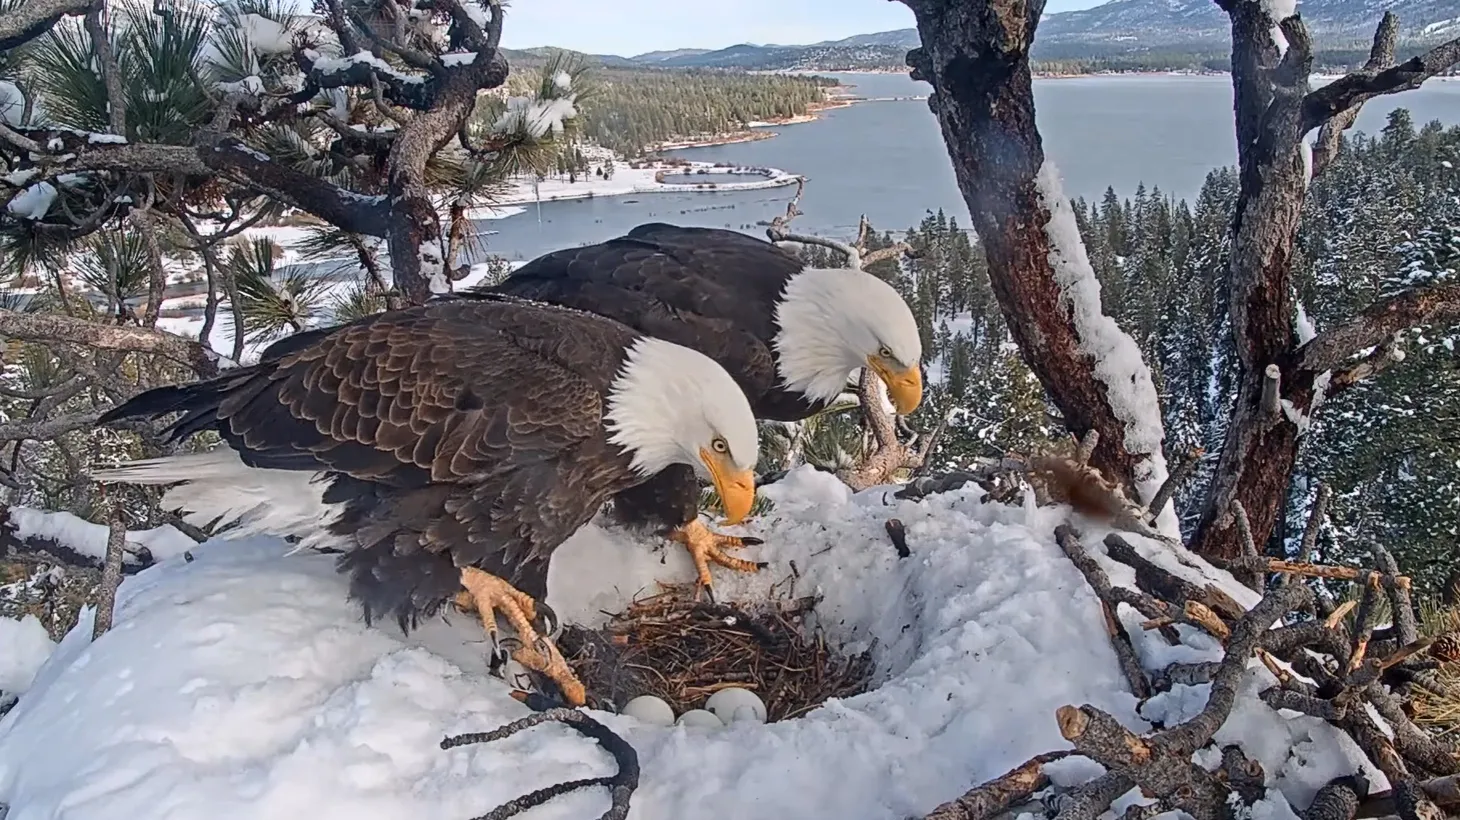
471,222,924,599
91,295,760,706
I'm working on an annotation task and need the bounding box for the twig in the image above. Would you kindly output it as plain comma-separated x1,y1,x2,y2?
1076,430,1100,467
441,708,638,820
1055,526,1150,699
1262,364,1282,416
1056,584,1315,820
886,518,910,558
921,751,1070,820
1304,777,1367,820
1231,500,1263,590
1048,772,1134,820
1290,482,1332,581
91,506,126,639
1145,445,1202,524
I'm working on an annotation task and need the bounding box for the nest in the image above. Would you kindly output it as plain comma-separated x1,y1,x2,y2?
557,583,876,721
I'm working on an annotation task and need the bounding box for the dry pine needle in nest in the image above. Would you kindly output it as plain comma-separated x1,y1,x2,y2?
556,583,875,722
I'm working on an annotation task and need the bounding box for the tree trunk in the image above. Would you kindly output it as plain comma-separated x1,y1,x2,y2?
898,0,1169,519
1189,9,1315,561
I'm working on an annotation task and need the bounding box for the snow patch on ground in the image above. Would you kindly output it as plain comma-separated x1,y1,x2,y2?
0,469,1378,818
0,615,55,698
493,161,801,207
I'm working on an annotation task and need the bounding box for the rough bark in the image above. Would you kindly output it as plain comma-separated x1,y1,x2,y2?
896,0,1164,512
0,310,217,377
0,0,93,51
1189,8,1460,561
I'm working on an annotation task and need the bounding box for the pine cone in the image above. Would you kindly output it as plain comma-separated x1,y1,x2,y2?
1430,631,1460,664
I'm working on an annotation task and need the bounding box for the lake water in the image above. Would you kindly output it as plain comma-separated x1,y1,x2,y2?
476,72,1460,261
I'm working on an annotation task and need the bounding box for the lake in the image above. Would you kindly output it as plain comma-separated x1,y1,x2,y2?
475,72,1460,261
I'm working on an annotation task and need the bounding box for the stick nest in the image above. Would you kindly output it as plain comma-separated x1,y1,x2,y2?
557,583,876,721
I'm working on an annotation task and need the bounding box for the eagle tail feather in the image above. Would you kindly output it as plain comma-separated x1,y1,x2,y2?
90,447,348,550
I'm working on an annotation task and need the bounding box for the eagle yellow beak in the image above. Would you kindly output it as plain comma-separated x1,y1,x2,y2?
700,447,756,525
868,357,923,415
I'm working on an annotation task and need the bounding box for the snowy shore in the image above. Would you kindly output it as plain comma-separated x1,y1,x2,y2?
476,159,802,211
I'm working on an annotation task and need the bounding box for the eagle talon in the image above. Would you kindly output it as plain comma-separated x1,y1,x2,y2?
669,518,764,596
533,601,561,640
459,567,586,707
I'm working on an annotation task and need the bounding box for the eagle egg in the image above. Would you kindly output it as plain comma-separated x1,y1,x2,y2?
675,709,725,729
705,687,768,724
620,695,675,727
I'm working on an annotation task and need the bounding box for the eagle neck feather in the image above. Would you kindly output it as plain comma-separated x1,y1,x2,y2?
771,267,867,403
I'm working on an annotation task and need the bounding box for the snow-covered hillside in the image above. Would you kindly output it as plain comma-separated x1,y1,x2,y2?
0,468,1380,820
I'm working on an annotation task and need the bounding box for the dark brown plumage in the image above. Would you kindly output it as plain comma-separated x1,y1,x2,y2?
469,224,821,541
98,296,648,629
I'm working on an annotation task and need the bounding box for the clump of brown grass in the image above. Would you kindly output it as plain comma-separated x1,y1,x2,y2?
557,583,875,722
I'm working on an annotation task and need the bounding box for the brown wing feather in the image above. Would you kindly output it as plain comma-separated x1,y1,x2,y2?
101,297,645,628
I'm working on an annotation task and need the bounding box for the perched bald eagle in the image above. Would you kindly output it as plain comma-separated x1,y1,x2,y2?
472,223,923,597
91,295,760,706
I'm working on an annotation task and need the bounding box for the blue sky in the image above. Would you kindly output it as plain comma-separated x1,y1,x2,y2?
499,0,1104,56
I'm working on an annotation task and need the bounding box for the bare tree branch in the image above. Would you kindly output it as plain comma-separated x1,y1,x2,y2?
1302,35,1460,133
84,0,128,136
0,0,92,51
0,311,218,376
1298,284,1460,373
1311,13,1397,176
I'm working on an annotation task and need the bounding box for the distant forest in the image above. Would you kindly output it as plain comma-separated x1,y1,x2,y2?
504,64,837,157
809,109,1460,595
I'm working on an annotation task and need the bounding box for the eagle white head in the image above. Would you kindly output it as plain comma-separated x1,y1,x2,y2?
772,267,925,415
604,337,760,524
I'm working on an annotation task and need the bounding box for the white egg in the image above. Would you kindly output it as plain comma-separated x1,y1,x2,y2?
620,695,675,727
705,687,767,724
675,708,725,729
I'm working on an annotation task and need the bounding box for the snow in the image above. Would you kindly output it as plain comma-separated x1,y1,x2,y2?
493,160,800,207
1035,159,1179,538
87,133,128,144
0,80,24,127
0,468,1379,818
491,94,580,140
0,616,55,698
1300,139,1313,188
219,75,266,95
1261,0,1296,22
240,13,294,56
441,51,477,67
5,182,57,220
552,71,573,92
462,0,490,28
1294,302,1317,344
7,507,198,563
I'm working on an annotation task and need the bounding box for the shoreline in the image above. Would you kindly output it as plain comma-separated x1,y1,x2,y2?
475,160,803,213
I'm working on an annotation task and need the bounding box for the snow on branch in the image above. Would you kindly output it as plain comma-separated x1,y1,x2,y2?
2,505,197,570
1036,161,1177,536
928,523,1460,820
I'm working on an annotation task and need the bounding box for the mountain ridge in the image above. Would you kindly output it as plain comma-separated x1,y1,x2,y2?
508,0,1458,72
